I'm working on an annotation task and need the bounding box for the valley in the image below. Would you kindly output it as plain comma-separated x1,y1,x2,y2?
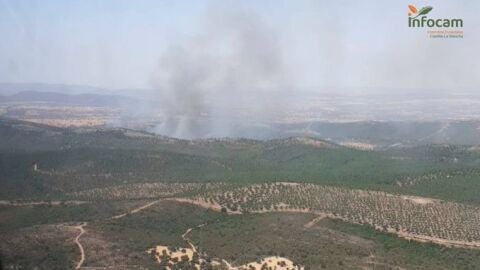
1,118,480,269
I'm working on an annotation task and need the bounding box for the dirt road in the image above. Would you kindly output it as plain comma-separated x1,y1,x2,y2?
111,199,162,219
74,222,87,269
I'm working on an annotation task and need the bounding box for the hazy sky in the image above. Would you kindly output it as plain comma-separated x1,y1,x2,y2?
0,0,478,91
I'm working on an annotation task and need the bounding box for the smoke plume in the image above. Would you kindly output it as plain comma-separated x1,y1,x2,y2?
149,8,289,138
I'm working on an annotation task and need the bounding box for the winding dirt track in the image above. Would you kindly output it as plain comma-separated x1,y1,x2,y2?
0,200,88,206
72,199,163,269
74,222,87,269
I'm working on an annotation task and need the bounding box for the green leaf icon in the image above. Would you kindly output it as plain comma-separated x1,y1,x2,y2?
414,6,433,18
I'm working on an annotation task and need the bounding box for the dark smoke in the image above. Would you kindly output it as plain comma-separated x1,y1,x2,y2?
149,8,289,138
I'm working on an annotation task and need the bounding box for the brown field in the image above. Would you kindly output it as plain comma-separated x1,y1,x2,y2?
4,105,118,127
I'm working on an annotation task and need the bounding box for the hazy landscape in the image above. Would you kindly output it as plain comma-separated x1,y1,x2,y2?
1,1,480,269
2,109,480,269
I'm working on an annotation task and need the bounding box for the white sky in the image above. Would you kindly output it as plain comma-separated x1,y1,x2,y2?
0,0,478,92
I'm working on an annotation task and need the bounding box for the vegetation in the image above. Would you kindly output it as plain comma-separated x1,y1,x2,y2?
3,119,480,269
189,183,480,245
0,200,151,232
325,218,480,270
2,119,480,205
0,224,78,270
191,212,480,269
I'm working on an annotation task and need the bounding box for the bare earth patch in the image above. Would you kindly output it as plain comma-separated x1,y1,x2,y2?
340,141,376,150
149,244,302,270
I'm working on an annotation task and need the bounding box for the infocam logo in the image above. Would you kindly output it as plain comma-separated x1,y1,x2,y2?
408,5,463,28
